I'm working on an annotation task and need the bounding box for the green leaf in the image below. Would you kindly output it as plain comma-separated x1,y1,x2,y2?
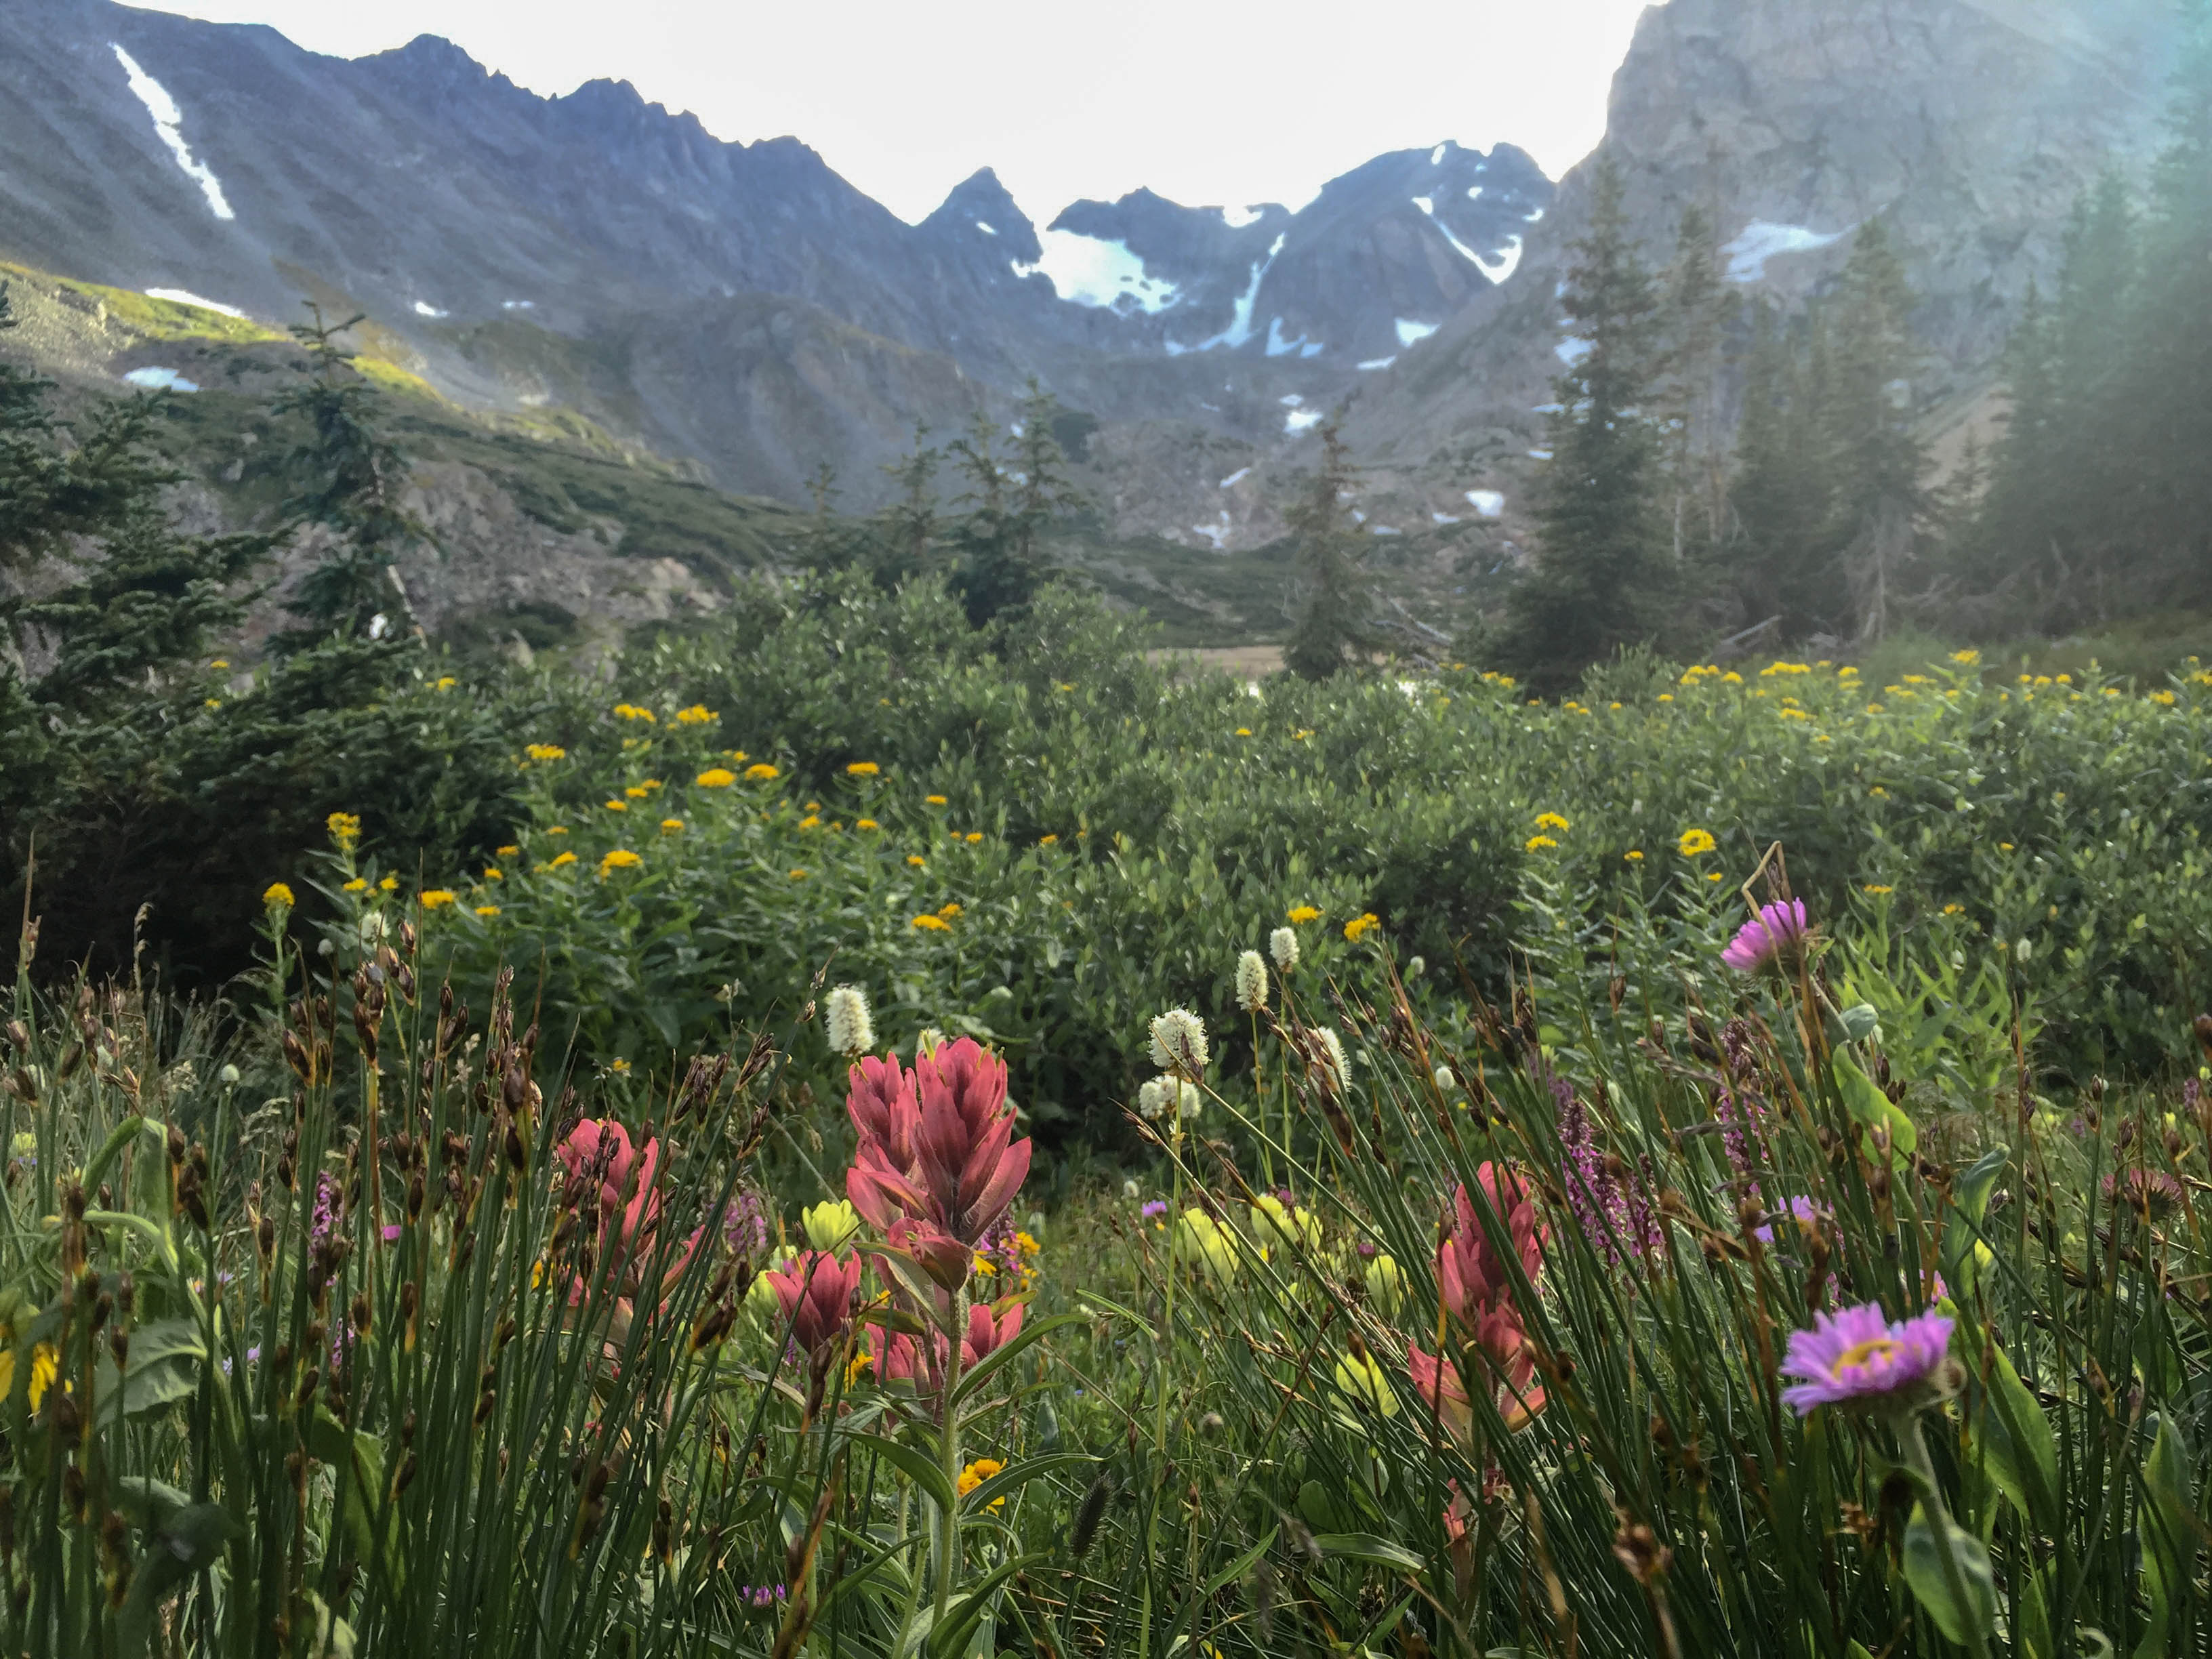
1834,1054,1916,1166
951,1312,1082,1412
925,1551,1041,1658
115,1499,238,1655
1977,1343,2058,1530
1902,1502,1996,1647
1312,1532,1425,1574
90,1318,207,1418
845,1430,958,1514
1836,1002,1880,1042
1952,1145,2008,1227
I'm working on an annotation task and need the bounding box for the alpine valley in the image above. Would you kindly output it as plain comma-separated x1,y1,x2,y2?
0,0,2186,645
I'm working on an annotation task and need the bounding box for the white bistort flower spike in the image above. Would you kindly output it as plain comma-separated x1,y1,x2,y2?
826,985,875,1057
1235,949,1269,1012
1174,1078,1204,1122
1137,1078,1168,1120
1149,1007,1210,1075
1269,926,1299,972
1315,1027,1353,1094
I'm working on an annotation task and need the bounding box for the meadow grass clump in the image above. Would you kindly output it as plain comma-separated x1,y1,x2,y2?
3,863,2208,1656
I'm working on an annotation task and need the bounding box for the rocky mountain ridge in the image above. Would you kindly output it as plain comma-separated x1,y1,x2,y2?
0,0,2190,636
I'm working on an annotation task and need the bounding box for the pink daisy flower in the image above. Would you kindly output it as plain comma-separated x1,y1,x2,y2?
1780,1303,1953,1413
1721,898,1810,972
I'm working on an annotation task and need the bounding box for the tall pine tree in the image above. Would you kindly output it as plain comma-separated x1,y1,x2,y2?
1282,412,1371,680
1822,223,1929,641
1503,157,1671,688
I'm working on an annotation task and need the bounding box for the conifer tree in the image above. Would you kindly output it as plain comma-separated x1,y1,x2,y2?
271,304,427,649
1657,203,1735,566
1502,157,1670,688
797,461,853,572
872,424,942,590
949,387,1082,626
1282,412,1372,680
1822,223,1929,640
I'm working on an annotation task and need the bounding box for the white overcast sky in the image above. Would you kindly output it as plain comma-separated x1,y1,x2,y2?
131,0,1658,224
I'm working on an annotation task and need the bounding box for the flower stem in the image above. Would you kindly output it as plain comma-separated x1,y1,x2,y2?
1891,1409,1990,1659
1157,1122,1183,1457
935,1282,967,1624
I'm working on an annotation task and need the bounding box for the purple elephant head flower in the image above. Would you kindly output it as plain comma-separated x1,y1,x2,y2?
1721,899,1811,972
1780,1303,1954,1414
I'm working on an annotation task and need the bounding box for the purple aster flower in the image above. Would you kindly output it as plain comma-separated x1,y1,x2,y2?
1721,899,1811,972
1753,1196,1828,1245
1780,1303,1954,1414
1141,1200,1168,1221
308,1174,341,1252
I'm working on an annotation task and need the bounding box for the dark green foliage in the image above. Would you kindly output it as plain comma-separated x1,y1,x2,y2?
1502,159,1672,690
1968,9,2212,630
0,312,525,987
1281,413,1371,680
948,384,1086,626
270,304,430,647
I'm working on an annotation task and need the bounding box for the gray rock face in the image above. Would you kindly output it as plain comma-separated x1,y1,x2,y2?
0,0,2181,573
0,0,1547,520
1342,0,2183,537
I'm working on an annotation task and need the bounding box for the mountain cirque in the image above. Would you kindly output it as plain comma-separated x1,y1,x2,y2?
0,0,2187,605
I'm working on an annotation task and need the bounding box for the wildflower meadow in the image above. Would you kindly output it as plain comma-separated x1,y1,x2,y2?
7,575,2212,1656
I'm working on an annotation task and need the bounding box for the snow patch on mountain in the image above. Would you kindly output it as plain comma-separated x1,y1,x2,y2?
1466,490,1504,518
123,366,199,392
1395,319,1440,348
1473,234,1525,285
111,45,234,221
1357,356,1396,371
1723,222,1847,283
413,300,449,319
1555,336,1594,367
144,287,244,318
1218,467,1251,489
1430,143,1447,166
1015,229,1180,313
1167,233,1284,354
1285,407,1324,434
1221,205,1264,228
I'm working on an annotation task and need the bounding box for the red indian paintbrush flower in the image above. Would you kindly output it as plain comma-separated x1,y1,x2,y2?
962,1300,1024,1368
846,1039,1031,1251
1410,1303,1547,1444
556,1118,699,1305
762,1251,863,1358
1436,1163,1544,1327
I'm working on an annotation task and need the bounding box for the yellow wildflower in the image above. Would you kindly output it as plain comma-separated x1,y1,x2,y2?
2150,690,2177,706
625,783,653,799
475,905,500,918
674,704,718,724
1720,672,1742,684
1863,884,1893,895
1039,833,1058,845
912,913,950,931
1286,905,1322,924
546,825,569,836
419,890,457,909
846,761,880,776
1624,851,1644,862
342,878,367,893
204,698,222,710
799,815,822,831
484,867,503,881
965,832,984,844
745,763,779,781
379,874,398,891
548,852,577,869
598,850,642,876
1778,708,1811,721
605,799,628,812
498,844,520,857
1950,650,1981,665
926,794,949,806
1943,903,1965,916
1343,912,1381,943
1657,693,1674,702
262,882,295,909
210,658,229,668
24,1343,59,1411
327,811,361,848
1534,812,1571,832
788,868,807,880
907,855,927,868
958,1458,1006,1512
660,818,684,834
1235,726,1252,737
613,702,657,723
695,767,737,787
1676,828,1717,857
436,675,458,690
939,902,963,919
1525,835,1559,851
